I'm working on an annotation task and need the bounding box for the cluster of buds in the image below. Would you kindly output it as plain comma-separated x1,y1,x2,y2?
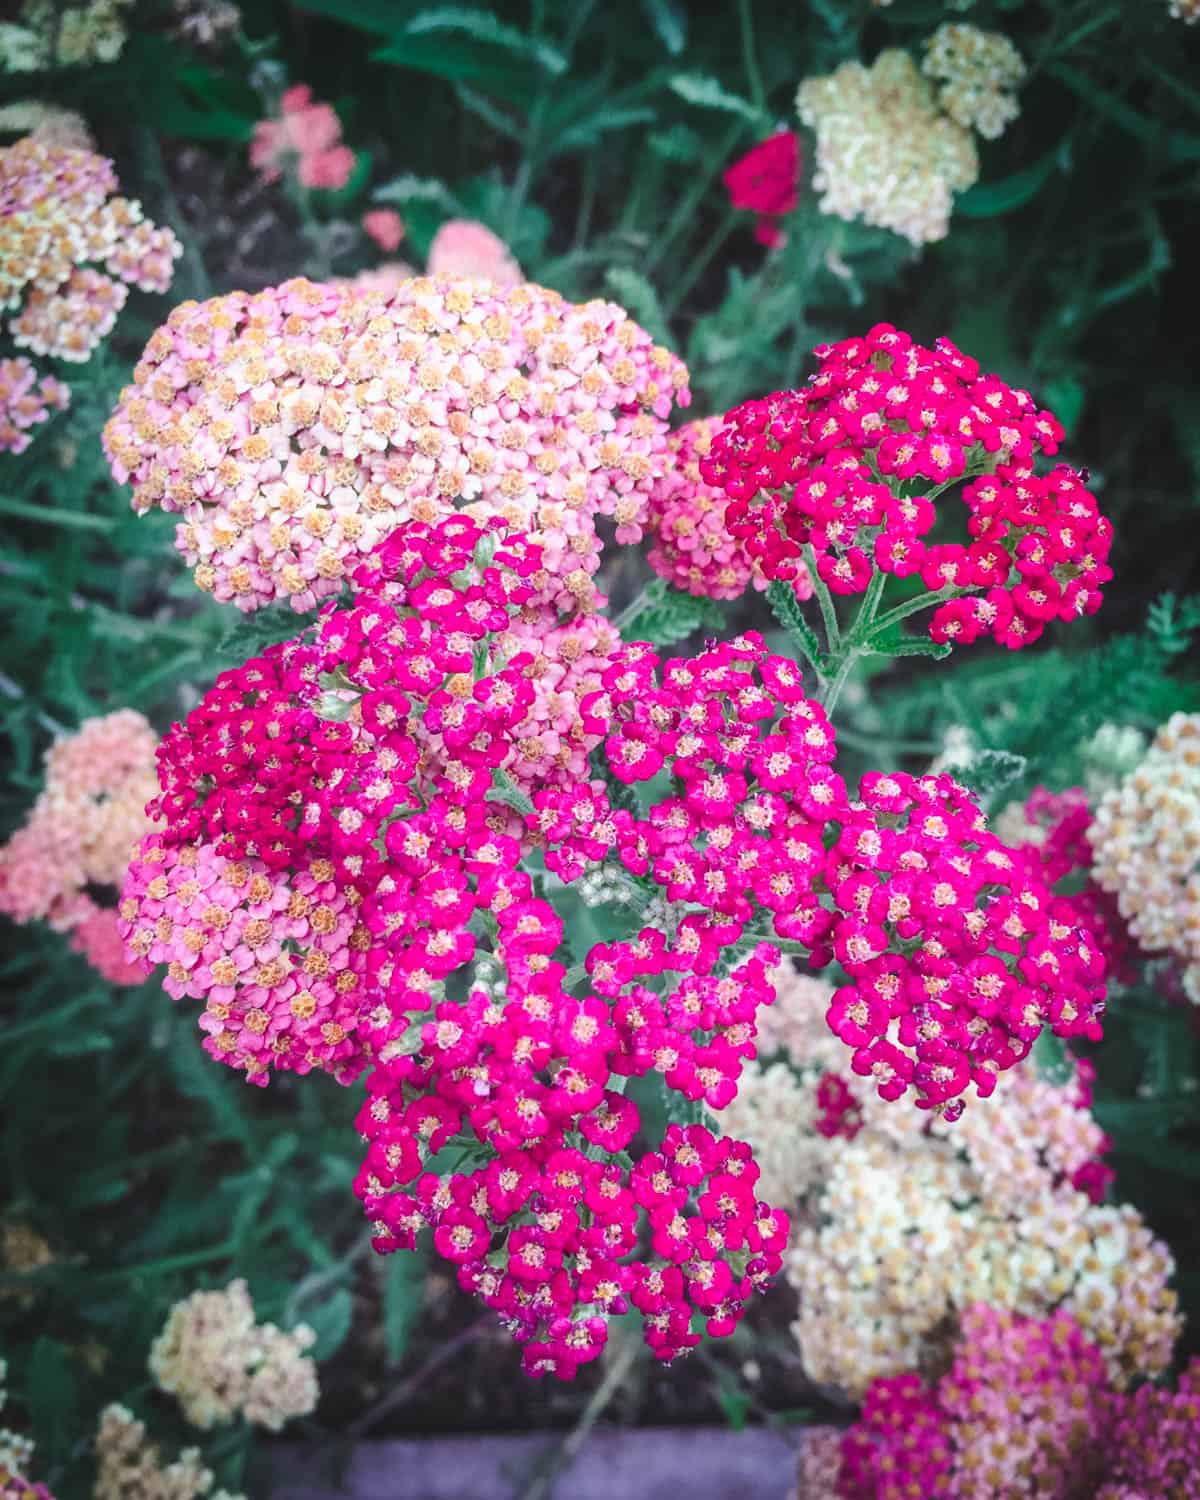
704,323,1112,651
103,276,689,613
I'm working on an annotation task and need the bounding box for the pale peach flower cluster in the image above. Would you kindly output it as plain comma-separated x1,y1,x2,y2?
1,137,180,363
0,710,159,984
923,23,1026,140
103,275,690,614
0,0,132,72
149,1280,318,1432
1090,712,1200,1002
723,967,1181,1398
94,1406,244,1500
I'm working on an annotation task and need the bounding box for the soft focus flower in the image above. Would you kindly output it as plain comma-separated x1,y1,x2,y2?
704,324,1111,650
0,0,132,72
0,102,92,149
426,220,522,287
1090,712,1200,1001
94,1405,244,1500
723,131,801,247
0,356,68,453
724,966,1178,1399
1170,0,1200,21
104,276,689,613
149,1280,318,1431
249,84,355,191
797,51,978,245
923,24,1026,139
362,208,404,252
0,710,159,984
171,0,240,46
643,417,786,601
0,136,179,436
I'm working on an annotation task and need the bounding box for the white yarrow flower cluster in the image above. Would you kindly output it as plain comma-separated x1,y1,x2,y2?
149,1280,318,1432
796,51,980,246
1090,712,1200,1001
923,23,1027,140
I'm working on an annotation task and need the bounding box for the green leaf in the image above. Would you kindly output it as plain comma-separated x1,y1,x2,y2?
382,1244,428,1366
292,0,416,30
956,152,1060,218
1040,374,1086,437
639,0,687,54
304,1285,354,1360
1048,63,1160,145
767,580,824,670
648,123,704,162
455,85,524,139
27,1338,78,1464
602,267,672,347
864,629,953,660
373,34,544,99
623,578,724,648
668,73,763,125
373,174,461,210
406,7,567,73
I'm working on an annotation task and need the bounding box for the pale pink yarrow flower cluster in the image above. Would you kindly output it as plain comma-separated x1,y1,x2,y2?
0,710,159,985
427,219,523,288
361,207,404,252
249,84,355,191
0,137,180,362
103,275,690,614
149,1280,318,1431
644,416,800,602
0,354,68,452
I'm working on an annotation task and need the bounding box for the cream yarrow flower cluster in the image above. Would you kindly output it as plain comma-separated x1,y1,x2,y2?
1090,712,1200,1001
94,1406,244,1500
149,1280,318,1431
796,51,979,246
723,968,1180,1398
923,23,1027,139
0,0,132,72
103,275,690,613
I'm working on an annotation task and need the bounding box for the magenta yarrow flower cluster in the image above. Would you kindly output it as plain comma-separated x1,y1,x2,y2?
119,516,788,1376
103,276,689,613
534,656,1105,1118
703,323,1112,650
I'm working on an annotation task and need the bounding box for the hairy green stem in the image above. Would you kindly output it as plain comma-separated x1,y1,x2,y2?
522,1331,640,1500
737,0,767,114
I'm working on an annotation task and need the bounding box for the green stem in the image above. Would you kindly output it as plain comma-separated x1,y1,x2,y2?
522,1331,640,1500
613,577,666,633
737,0,767,113
0,497,115,531
804,543,840,651
818,566,885,714
646,119,747,276
866,584,966,640
662,210,740,318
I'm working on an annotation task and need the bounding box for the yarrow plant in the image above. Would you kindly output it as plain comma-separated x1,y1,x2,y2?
103,276,688,611
725,967,1178,1398
0,709,159,983
249,84,356,192
95,305,1119,1379
0,135,180,450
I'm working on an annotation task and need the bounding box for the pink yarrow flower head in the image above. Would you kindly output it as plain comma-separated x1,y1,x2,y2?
643,416,807,602
723,131,801,247
249,83,356,191
0,710,160,985
427,219,522,288
702,324,1112,646
362,208,405,252
839,1306,1113,1499
0,136,180,436
104,276,690,614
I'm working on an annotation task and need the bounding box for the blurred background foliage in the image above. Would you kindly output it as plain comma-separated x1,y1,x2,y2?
1,1,1198,1495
